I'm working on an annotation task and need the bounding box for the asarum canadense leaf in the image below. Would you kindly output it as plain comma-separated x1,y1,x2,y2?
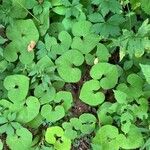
45,126,71,150
71,20,100,54
80,80,105,106
55,50,84,82
90,63,119,89
92,125,125,150
3,75,29,102
6,127,32,150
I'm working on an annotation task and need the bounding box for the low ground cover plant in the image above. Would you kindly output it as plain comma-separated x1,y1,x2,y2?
0,0,150,149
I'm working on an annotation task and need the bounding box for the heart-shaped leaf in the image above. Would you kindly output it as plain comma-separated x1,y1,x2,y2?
51,31,72,56
4,41,34,64
3,75,29,102
45,126,71,150
93,125,125,150
54,91,73,111
80,80,105,106
55,50,84,82
16,96,40,123
6,19,39,45
71,21,100,54
41,104,65,122
90,63,119,89
6,127,32,150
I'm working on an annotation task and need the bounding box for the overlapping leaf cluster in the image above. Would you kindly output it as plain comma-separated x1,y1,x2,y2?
0,0,150,150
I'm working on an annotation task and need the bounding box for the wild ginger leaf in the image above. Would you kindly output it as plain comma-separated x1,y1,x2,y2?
80,80,105,106
3,75,29,102
55,50,84,82
6,127,32,150
90,63,119,89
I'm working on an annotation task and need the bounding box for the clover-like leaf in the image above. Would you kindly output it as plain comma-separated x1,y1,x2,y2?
55,50,84,82
93,125,125,150
16,96,40,123
6,127,32,150
90,63,119,89
45,126,71,150
71,20,100,54
72,20,92,37
0,112,22,135
3,75,29,102
91,14,124,37
80,80,105,106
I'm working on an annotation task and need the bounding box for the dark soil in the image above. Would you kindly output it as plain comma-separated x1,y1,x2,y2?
71,138,91,150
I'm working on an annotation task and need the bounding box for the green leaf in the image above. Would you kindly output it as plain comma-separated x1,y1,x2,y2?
45,126,71,150
16,96,40,123
92,14,125,37
140,64,150,84
71,20,100,54
4,41,34,64
51,31,72,56
93,125,125,150
11,0,28,18
141,0,150,15
121,125,144,149
80,80,105,106
34,84,56,105
6,127,32,150
72,20,92,37
6,19,39,45
54,91,73,111
92,0,122,16
0,139,3,150
90,63,119,89
113,90,127,104
97,102,113,125
62,122,78,140
41,104,65,122
55,50,84,82
0,60,8,73
79,113,97,134
113,20,150,58
3,75,29,102
37,6,50,36
96,43,110,62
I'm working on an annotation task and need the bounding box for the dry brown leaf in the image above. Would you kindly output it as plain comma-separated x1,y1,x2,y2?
27,41,36,52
